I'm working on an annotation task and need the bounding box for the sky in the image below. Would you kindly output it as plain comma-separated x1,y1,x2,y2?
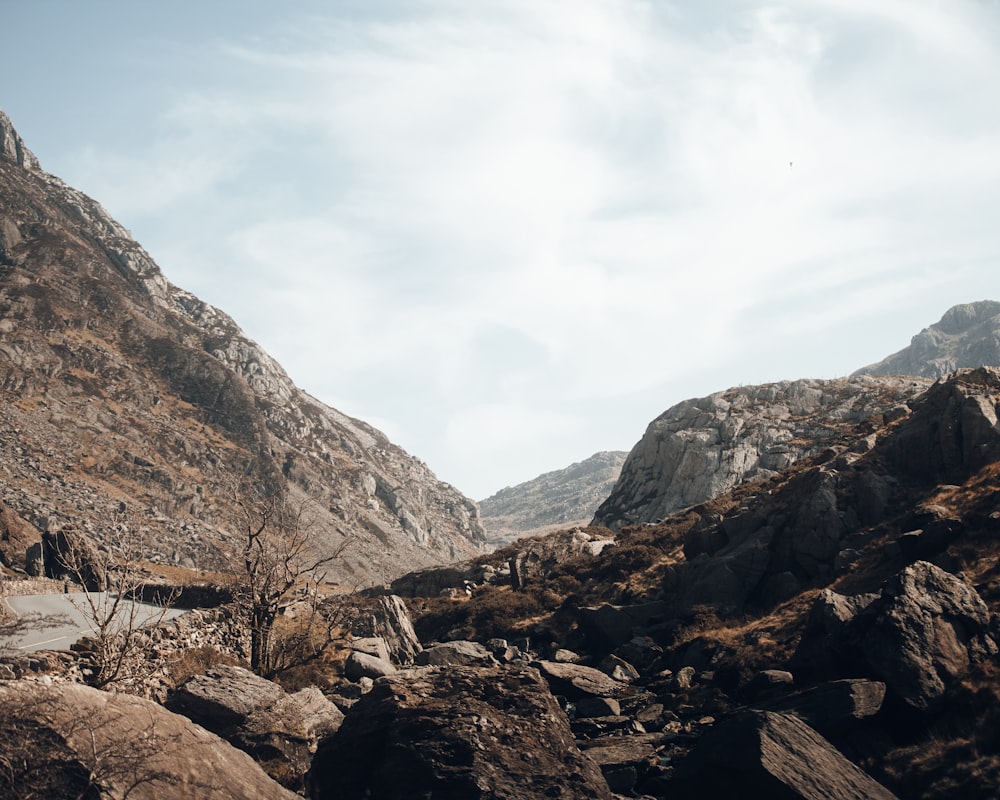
4,0,1000,500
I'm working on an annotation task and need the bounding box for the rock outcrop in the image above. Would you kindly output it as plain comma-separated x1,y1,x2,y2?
0,680,298,799
855,300,1000,378
479,451,628,545
308,665,612,799
0,109,486,583
594,376,928,530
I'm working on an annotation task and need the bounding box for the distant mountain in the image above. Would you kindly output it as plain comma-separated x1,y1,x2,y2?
854,300,1000,378
478,451,627,544
0,109,486,583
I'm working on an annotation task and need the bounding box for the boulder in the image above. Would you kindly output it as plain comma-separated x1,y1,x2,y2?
164,665,312,787
416,640,497,667
288,688,345,745
534,660,624,699
668,710,899,799
0,680,298,799
308,665,612,799
796,562,997,712
345,651,397,680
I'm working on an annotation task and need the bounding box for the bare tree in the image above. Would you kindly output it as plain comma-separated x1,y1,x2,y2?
54,509,178,690
231,478,348,676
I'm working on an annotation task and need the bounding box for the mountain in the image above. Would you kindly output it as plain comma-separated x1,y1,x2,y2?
478,451,627,545
592,375,929,530
854,300,1000,378
0,110,485,583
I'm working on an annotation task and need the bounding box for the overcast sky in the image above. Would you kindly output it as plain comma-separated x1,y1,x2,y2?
4,1,1000,499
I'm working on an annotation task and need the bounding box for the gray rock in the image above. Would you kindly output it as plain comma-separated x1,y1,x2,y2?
762,679,886,733
350,636,391,662
345,651,397,680
0,680,298,799
288,687,345,744
534,660,623,699
594,376,928,529
574,696,622,718
416,640,497,667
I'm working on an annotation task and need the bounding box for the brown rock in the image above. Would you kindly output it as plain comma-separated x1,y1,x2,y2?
534,659,624,699
0,680,298,799
308,665,612,799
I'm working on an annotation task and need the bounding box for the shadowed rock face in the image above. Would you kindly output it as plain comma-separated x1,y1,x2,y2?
308,665,612,800
0,681,299,799
594,376,929,530
0,109,485,583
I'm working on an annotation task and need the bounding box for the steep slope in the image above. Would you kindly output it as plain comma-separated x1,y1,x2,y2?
478,451,627,545
0,110,485,582
593,376,929,530
854,300,1000,378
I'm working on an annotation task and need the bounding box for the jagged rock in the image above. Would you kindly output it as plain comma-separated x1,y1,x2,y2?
579,733,665,794
308,665,612,799
0,680,298,799
345,651,397,680
668,710,899,799
42,525,106,591
416,640,497,667
594,376,928,529
795,562,996,712
350,636,392,661
0,500,39,570
855,300,1000,378
574,696,622,718
534,660,624,699
344,594,423,665
164,665,313,787
577,601,668,651
742,669,794,701
478,451,628,544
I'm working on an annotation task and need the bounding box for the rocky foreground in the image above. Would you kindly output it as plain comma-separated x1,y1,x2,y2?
3,367,1000,798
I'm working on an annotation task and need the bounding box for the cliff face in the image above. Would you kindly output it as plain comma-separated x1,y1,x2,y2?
0,110,485,582
478,451,627,545
854,300,1000,378
593,376,930,530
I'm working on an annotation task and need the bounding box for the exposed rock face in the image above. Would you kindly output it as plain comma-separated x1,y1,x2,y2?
479,451,628,545
0,680,298,799
855,300,1000,378
796,562,997,712
308,665,612,799
0,109,485,582
670,710,899,800
594,376,928,530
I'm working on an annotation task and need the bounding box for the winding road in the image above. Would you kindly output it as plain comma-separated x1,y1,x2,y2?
3,592,187,651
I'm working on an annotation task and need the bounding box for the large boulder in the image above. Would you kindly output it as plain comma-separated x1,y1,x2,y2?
668,710,899,799
308,665,612,799
416,640,497,667
0,680,298,799
164,665,314,787
346,594,423,665
795,562,996,711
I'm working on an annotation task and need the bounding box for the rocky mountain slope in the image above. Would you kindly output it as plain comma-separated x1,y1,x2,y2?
593,375,930,530
478,451,627,545
855,300,1000,378
0,109,485,582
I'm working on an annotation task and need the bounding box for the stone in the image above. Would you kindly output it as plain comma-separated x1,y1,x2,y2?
668,710,899,799
762,679,886,733
600,654,640,682
345,651,397,680
416,639,497,667
0,680,298,799
534,660,624,699
308,665,612,799
350,636,391,662
742,669,794,701
574,696,622,718
165,665,313,788
288,687,345,745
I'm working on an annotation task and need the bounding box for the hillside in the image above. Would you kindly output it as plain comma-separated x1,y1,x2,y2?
478,451,627,545
0,109,486,583
855,300,1000,378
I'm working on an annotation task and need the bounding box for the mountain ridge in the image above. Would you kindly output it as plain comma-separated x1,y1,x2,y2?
0,109,485,582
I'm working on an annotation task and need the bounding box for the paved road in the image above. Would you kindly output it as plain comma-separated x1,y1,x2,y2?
3,592,187,652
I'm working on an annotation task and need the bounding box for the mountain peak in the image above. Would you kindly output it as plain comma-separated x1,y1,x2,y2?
0,110,41,172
